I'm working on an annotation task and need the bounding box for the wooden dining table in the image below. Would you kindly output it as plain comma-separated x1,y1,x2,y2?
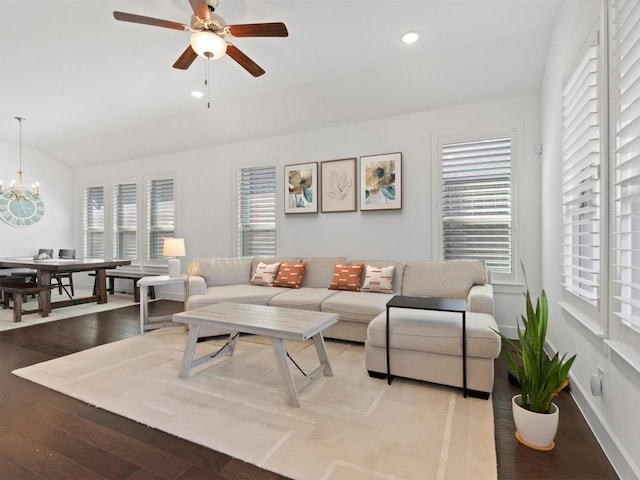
0,257,131,315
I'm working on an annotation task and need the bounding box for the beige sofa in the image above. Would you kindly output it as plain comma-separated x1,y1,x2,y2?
187,256,401,341
186,257,501,397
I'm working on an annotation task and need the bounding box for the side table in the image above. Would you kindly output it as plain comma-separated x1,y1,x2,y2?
385,295,468,397
138,275,189,335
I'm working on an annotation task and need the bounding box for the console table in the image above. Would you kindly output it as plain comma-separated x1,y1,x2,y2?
386,295,468,397
138,275,189,335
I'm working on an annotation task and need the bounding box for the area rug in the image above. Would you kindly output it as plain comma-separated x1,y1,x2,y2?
13,327,497,480
0,289,136,331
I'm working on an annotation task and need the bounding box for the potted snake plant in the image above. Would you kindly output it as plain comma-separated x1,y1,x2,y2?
497,287,576,451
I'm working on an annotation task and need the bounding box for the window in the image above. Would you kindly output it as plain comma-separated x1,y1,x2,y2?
439,134,514,276
83,186,105,258
146,177,175,261
237,165,276,257
611,0,640,333
561,33,602,306
113,182,137,260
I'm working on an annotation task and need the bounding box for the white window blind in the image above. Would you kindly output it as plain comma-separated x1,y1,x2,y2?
83,186,104,258
561,39,601,306
113,182,137,260
441,136,513,274
611,0,640,332
237,166,276,257
146,177,175,261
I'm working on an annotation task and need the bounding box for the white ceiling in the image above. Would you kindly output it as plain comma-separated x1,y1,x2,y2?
0,0,562,168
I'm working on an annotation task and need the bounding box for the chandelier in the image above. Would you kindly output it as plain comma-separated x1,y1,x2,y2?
0,117,40,200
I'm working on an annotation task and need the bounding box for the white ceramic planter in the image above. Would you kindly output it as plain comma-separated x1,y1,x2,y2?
512,394,559,451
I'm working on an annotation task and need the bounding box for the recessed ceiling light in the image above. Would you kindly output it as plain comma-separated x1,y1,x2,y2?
401,31,420,45
190,90,204,98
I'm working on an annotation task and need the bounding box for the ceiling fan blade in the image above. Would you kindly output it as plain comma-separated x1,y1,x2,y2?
228,22,288,37
226,44,265,77
189,0,211,20
173,45,199,70
113,11,189,31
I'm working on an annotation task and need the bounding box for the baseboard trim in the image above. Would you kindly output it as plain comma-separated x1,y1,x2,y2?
569,373,639,480
544,338,640,480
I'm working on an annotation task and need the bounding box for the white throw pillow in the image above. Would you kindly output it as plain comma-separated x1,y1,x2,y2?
361,265,394,293
250,262,281,286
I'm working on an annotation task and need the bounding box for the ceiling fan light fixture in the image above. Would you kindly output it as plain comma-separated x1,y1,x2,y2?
190,30,227,59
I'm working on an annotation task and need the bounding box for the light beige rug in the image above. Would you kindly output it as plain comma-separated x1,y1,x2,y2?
13,327,497,480
0,289,136,331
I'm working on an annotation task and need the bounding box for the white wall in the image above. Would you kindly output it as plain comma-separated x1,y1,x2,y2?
541,1,639,478
73,93,542,330
0,141,73,255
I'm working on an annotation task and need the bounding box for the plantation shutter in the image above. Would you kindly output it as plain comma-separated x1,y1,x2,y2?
237,166,276,257
611,0,640,332
113,182,137,260
561,39,601,306
147,178,175,260
441,136,513,274
83,186,104,258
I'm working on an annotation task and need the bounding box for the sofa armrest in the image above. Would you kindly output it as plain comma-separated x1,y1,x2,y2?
188,275,207,296
467,284,494,315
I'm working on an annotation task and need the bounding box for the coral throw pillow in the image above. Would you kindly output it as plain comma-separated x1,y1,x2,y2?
250,262,281,286
361,265,395,293
272,261,307,288
328,263,364,291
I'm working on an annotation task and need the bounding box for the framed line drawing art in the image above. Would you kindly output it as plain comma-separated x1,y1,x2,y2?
360,152,402,210
284,162,318,213
321,158,357,212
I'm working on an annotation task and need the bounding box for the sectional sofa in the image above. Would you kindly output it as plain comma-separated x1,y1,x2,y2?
186,256,501,397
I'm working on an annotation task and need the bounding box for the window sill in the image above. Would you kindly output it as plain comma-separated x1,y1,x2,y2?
604,340,640,376
559,301,607,338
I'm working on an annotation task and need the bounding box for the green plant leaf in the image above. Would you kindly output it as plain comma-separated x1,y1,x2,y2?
491,284,576,413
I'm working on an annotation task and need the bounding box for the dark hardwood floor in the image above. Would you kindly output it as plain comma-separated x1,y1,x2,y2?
0,300,619,479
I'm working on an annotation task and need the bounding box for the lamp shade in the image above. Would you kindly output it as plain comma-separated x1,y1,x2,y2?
190,31,227,59
163,238,186,257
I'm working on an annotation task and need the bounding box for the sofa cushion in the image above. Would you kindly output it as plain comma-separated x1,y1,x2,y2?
361,264,394,293
350,260,403,294
301,257,347,288
367,309,501,358
251,257,301,277
401,260,487,299
250,262,281,286
321,290,393,323
186,284,288,309
328,263,364,291
191,258,252,286
273,261,307,288
268,287,340,311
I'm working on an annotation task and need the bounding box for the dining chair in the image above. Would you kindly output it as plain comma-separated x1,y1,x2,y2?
53,249,76,298
26,249,54,297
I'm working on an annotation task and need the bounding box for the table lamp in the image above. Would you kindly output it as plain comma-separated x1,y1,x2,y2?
163,238,186,277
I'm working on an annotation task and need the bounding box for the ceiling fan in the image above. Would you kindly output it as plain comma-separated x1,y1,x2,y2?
113,0,288,77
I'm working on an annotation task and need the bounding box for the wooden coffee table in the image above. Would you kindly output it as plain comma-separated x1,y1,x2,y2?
172,303,339,407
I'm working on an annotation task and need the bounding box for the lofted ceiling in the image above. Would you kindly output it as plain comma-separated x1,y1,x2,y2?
0,0,562,168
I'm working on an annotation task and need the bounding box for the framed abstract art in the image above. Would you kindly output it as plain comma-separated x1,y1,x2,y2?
284,162,318,213
359,152,402,210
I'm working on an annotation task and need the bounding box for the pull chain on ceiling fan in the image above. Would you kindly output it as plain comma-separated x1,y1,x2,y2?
113,0,288,77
